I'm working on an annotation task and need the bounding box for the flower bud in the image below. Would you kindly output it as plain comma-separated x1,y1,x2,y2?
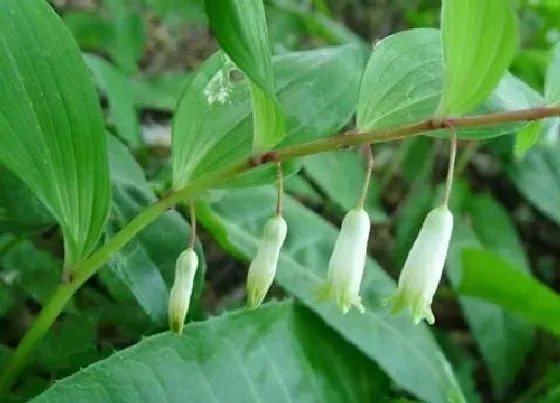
246,216,287,310
318,209,370,314
387,206,453,324
169,248,198,334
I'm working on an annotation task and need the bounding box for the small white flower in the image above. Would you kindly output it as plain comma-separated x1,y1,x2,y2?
387,206,454,325
203,70,232,105
246,216,288,309
169,248,199,334
318,209,370,314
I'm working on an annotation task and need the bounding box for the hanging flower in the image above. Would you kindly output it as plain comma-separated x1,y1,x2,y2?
169,248,199,334
246,216,288,309
387,205,454,324
318,209,370,314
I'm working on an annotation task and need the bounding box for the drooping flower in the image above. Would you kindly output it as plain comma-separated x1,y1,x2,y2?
387,205,454,324
318,209,370,314
169,248,199,334
246,216,288,309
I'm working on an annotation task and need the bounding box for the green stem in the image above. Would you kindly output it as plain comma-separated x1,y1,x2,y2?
1,105,560,394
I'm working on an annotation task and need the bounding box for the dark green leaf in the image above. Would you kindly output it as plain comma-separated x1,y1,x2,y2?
198,187,465,403
105,135,205,326
33,302,389,402
85,54,140,147
459,248,560,337
438,0,519,115
63,12,114,53
0,0,111,267
0,166,54,234
130,73,191,111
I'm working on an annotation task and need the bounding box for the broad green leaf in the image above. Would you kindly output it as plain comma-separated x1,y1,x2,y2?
459,249,560,337
206,0,286,150
357,29,539,139
33,302,389,402
85,54,140,147
105,135,205,325
101,0,146,75
130,73,191,111
0,166,54,234
198,187,465,403
0,0,111,267
303,150,387,223
438,0,519,116
172,46,363,190
545,43,560,105
447,201,534,397
509,144,560,224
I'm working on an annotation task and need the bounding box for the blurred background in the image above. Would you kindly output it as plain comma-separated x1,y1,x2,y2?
1,0,559,402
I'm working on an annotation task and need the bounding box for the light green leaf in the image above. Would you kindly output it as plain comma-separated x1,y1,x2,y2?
198,187,465,403
0,0,111,267
85,54,140,147
303,150,387,223
172,46,363,190
438,0,519,116
249,82,286,152
105,135,205,325
206,0,286,150
33,302,389,402
545,43,560,105
509,143,560,225
357,29,538,139
459,249,560,337
0,166,54,234
515,121,543,159
447,195,535,397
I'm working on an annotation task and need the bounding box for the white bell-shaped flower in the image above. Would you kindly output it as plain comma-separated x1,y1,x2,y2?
388,205,454,324
169,248,199,334
318,209,370,314
246,216,287,309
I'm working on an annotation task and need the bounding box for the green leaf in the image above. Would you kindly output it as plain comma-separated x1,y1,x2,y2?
172,46,363,190
33,302,389,402
130,73,191,111
198,187,465,403
303,150,387,223
105,135,205,325
85,54,140,147
459,249,560,337
446,196,535,397
206,0,275,94
515,121,543,159
357,29,538,139
509,144,560,225
206,0,286,150
0,166,54,234
2,241,75,310
63,12,114,53
545,43,560,105
438,0,519,116
0,0,111,267
249,82,286,152
101,0,145,75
